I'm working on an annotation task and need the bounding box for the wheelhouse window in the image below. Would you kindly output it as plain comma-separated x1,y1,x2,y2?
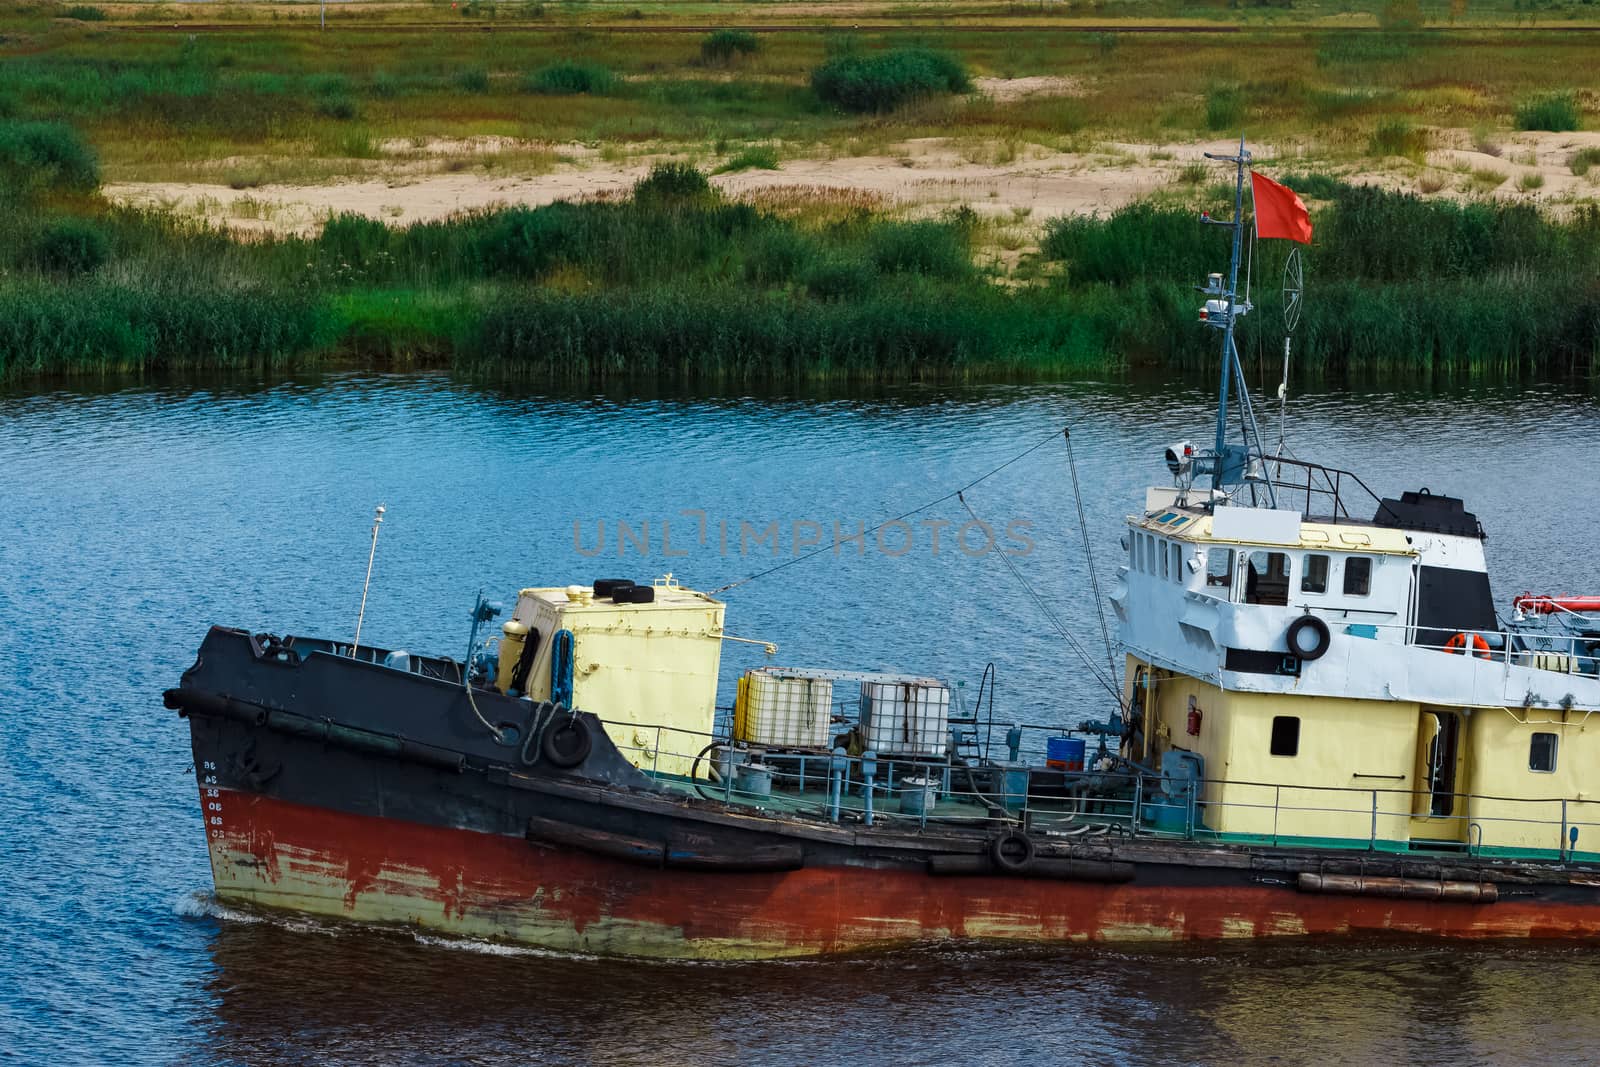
1159,538,1170,580
1302,553,1329,595
1270,715,1300,757
1530,733,1558,773
1343,556,1373,597
1205,548,1234,591
1244,551,1291,606
1170,543,1184,584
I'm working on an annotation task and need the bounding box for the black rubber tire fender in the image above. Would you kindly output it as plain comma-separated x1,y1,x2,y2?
541,712,593,769
1286,614,1332,662
594,578,635,598
990,829,1036,875
614,584,656,604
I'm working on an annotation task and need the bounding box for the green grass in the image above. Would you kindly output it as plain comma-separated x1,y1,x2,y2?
811,47,971,114
713,145,780,173
1514,91,1582,132
3,153,1594,384
1571,148,1600,177
1369,118,1429,160
522,62,618,96
1204,85,1244,132
0,121,98,195
701,29,761,64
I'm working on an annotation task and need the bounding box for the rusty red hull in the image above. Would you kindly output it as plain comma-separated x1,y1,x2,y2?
205,788,1600,959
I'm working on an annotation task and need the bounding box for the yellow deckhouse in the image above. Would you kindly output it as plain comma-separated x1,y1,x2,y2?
1110,463,1600,860
1105,141,1600,862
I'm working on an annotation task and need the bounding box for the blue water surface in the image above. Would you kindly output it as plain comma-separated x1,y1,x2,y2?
3,373,1598,1065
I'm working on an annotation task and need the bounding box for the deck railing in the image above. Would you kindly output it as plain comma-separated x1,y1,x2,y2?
590,715,1600,862
1326,616,1600,684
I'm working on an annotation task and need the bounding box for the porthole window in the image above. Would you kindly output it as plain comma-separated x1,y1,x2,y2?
1270,715,1300,757
1530,732,1558,773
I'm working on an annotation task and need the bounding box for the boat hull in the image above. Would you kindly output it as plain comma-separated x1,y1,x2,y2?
203,787,1600,960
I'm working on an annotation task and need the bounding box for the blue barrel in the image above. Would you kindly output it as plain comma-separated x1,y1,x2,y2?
1047,736,1086,771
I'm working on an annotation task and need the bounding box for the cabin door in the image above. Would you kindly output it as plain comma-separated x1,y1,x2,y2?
1410,708,1470,843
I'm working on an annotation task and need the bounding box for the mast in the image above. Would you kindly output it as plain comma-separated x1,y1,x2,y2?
1211,138,1248,488
1198,137,1275,507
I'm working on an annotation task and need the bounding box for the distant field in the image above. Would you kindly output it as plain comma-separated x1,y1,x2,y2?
5,0,1598,184
1,0,1597,385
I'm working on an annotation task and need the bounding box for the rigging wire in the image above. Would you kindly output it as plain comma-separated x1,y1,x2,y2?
1062,428,1119,689
708,426,1069,596
957,491,1121,702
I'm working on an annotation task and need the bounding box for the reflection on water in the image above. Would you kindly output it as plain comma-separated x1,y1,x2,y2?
197,908,1600,1066
2,372,1598,1064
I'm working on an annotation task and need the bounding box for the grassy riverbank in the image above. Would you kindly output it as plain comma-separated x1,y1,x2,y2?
2,1,1599,384
3,128,1597,383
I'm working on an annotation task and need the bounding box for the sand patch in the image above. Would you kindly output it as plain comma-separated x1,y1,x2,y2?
102,129,1600,239
972,75,1083,102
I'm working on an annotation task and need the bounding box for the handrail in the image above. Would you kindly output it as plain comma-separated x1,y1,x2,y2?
585,714,1600,859
1310,614,1597,680
1258,454,1387,523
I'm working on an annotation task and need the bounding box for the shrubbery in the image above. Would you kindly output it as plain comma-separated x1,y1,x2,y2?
522,62,616,96
37,218,108,276
701,30,760,64
811,48,970,113
0,121,100,195
1515,92,1581,132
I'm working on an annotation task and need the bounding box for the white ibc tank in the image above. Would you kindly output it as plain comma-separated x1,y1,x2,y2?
860,680,950,757
736,669,835,749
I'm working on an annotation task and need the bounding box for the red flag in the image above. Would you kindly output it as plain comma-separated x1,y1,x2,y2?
1251,171,1313,244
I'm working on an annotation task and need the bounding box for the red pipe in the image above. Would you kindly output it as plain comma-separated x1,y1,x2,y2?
1514,594,1600,614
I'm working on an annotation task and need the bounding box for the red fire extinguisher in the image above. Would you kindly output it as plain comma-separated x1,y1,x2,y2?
1186,697,1203,737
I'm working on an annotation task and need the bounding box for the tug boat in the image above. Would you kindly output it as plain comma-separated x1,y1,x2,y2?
167,146,1600,958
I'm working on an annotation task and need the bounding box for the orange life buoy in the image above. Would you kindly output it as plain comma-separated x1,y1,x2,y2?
1443,632,1491,659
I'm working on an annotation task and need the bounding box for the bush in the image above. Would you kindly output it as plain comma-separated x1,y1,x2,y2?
632,162,712,203
1315,32,1414,66
1369,118,1429,159
713,146,779,173
1280,173,1347,200
319,213,391,268
1571,147,1600,177
37,218,109,276
0,121,99,195
811,47,970,114
315,95,359,121
523,62,616,96
701,29,760,64
803,256,876,300
470,203,584,278
62,5,108,19
456,67,491,94
742,228,817,286
866,220,971,280
1515,92,1581,132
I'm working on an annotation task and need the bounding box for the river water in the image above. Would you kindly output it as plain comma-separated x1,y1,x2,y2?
3,373,1598,1064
